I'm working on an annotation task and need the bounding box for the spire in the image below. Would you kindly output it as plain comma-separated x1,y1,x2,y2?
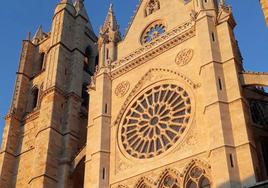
98,4,121,68
74,0,89,21
101,4,120,33
32,26,44,44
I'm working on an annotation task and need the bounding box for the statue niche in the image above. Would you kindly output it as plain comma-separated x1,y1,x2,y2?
145,0,160,17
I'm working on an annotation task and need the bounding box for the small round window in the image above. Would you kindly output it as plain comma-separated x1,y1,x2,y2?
141,21,166,44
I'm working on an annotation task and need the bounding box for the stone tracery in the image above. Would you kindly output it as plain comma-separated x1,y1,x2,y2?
141,21,166,44
158,169,181,188
135,177,154,188
119,83,192,159
183,160,211,188
175,49,194,66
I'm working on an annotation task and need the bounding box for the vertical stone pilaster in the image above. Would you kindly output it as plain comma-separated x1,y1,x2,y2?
84,69,112,188
196,12,241,187
0,115,21,188
217,12,257,186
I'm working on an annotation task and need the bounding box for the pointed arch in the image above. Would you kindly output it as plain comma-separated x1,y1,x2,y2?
156,168,182,188
113,68,198,127
182,159,212,188
134,177,154,188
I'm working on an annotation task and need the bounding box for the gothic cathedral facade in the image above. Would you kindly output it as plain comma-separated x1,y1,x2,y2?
1,0,268,188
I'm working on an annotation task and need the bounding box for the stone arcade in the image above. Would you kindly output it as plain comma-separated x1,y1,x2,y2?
1,0,268,188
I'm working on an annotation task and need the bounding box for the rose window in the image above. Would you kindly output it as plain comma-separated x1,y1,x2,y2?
119,84,192,159
141,21,166,44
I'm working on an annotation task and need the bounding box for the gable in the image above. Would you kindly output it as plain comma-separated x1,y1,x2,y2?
118,0,194,58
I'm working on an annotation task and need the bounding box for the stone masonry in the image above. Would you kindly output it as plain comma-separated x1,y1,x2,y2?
1,0,268,188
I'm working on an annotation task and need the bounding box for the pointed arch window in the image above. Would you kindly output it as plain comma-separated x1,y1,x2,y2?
160,175,180,188
135,178,153,188
145,0,160,17
184,166,211,188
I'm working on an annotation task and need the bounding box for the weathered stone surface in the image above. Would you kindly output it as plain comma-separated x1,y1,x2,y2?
1,1,268,188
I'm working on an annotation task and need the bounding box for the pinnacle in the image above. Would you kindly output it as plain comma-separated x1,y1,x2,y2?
33,26,43,40
101,4,119,33
32,25,44,44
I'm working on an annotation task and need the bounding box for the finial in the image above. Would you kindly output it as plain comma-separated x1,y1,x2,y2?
109,3,113,12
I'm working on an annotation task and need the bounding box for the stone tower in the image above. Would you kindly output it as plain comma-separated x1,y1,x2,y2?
260,0,268,26
0,0,98,187
1,0,268,188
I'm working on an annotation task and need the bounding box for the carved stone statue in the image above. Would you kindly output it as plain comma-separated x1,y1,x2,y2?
145,0,160,16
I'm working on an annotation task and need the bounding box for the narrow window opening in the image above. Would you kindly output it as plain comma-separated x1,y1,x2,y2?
93,55,99,75
229,154,234,168
261,139,268,175
204,0,207,3
38,53,45,72
105,104,108,114
64,68,67,76
84,46,92,74
212,32,216,42
32,88,39,109
102,168,106,180
218,78,223,91
82,84,89,109
106,48,109,60
84,57,90,74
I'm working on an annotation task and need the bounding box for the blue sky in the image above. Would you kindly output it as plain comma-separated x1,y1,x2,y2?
0,0,268,142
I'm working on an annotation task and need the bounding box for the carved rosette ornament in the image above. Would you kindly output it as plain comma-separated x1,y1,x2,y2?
115,81,131,98
175,49,194,66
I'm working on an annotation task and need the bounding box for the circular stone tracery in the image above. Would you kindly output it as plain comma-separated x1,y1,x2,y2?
120,84,192,159
141,21,166,44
